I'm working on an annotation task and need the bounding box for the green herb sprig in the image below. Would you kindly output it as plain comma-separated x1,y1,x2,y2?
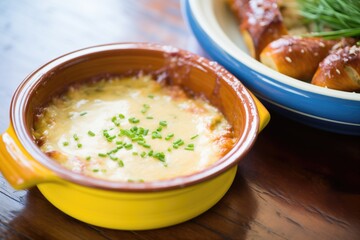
298,0,360,39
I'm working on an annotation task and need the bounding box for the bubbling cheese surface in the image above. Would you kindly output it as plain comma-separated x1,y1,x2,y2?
33,76,236,182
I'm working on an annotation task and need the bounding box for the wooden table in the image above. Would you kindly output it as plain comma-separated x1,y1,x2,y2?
0,1,359,239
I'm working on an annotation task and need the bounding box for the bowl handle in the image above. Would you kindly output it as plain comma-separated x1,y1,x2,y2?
249,92,270,132
0,125,58,190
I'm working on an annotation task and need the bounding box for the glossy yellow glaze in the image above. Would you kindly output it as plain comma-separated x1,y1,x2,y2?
0,125,57,189
251,93,270,132
0,125,236,229
0,94,268,230
37,166,236,230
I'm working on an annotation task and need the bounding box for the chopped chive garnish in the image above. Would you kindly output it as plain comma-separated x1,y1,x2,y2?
139,127,146,135
110,148,119,154
87,131,95,137
120,129,135,138
128,117,140,124
153,152,166,162
118,160,124,167
106,136,116,142
73,134,79,141
77,143,82,148
191,134,199,140
137,140,145,145
185,144,195,151
151,131,162,139
174,139,184,145
173,139,183,144
103,129,116,142
173,139,185,149
159,121,167,127
63,141,69,146
141,104,150,114
86,156,91,161
86,97,201,164
165,133,174,141
92,169,99,172
125,143,133,150
111,116,120,126
148,94,154,99
131,137,141,142
80,112,87,116
110,155,118,161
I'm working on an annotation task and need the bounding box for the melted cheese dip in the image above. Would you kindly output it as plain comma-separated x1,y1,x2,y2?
33,76,236,182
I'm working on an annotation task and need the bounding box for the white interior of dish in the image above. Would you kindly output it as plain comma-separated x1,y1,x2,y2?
189,0,360,101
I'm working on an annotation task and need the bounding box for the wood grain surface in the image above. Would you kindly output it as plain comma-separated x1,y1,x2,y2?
0,1,359,239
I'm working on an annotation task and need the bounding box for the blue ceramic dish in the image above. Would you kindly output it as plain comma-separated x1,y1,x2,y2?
182,0,360,135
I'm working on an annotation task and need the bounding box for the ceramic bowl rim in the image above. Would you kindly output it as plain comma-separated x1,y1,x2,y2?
10,42,260,192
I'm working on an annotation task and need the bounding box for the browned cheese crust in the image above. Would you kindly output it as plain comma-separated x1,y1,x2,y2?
32,76,237,182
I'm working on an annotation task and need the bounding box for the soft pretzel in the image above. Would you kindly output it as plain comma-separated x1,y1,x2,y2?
260,36,338,80
228,0,288,59
311,45,360,92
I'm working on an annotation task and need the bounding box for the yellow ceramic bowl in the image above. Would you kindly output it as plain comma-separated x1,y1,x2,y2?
0,43,269,230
